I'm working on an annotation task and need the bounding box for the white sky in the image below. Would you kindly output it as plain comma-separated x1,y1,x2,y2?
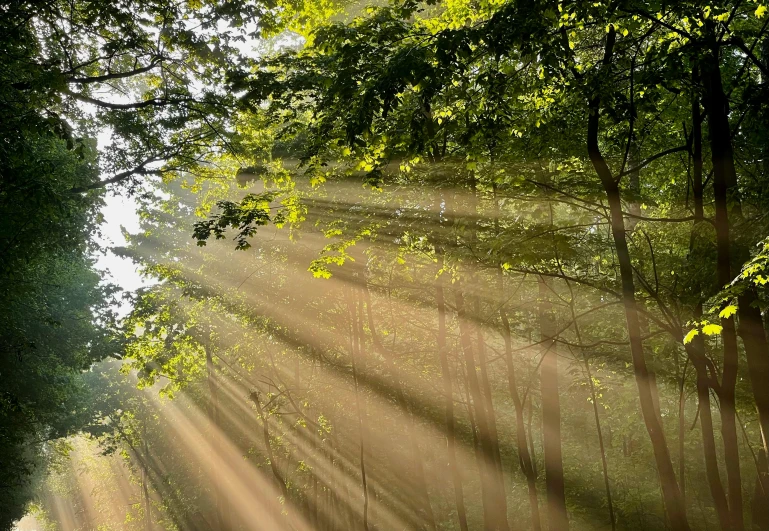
92,125,152,316
94,190,150,315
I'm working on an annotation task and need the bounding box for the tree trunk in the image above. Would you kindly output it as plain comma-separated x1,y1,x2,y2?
436,277,470,531
455,286,510,531
363,286,436,530
702,43,746,531
537,277,568,531
691,348,732,531
738,294,769,459
563,279,614,531
587,26,690,531
142,425,152,531
500,304,542,531
692,67,704,224
678,368,687,513
205,347,228,531
753,449,769,530
349,289,371,531
474,299,507,501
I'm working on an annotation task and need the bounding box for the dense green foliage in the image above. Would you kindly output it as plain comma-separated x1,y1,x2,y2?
0,0,304,525
1,8,111,526
5,0,769,530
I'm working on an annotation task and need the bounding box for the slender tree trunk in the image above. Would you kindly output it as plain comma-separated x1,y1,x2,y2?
363,286,436,530
537,277,568,531
250,391,289,500
313,475,319,529
528,399,538,480
455,286,510,531
348,289,370,531
678,365,687,512
584,355,615,531
753,449,769,530
691,349,732,531
738,294,769,458
474,301,507,500
683,66,702,516
142,425,152,531
462,365,481,457
563,279,614,531
692,67,704,224
205,347,228,531
702,45,745,531
587,27,690,531
436,276,470,531
500,304,541,531
317,344,354,531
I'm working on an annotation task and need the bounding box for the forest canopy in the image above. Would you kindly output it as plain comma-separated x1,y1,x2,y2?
2,0,769,530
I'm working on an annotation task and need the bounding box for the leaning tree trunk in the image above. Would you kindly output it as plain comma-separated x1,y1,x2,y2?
587,26,690,531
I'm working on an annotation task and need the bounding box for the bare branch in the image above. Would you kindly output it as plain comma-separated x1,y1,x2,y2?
66,60,162,84
615,145,688,180
71,157,165,192
63,88,194,110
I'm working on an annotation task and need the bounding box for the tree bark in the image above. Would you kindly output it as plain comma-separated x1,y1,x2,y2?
436,277,470,531
587,26,690,531
537,277,568,531
206,347,228,531
363,286,436,530
474,299,507,501
347,288,370,531
455,286,510,531
500,304,542,531
702,41,748,531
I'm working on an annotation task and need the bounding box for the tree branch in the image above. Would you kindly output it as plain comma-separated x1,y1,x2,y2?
63,88,194,110
723,37,769,78
66,60,162,84
615,145,689,180
71,158,165,192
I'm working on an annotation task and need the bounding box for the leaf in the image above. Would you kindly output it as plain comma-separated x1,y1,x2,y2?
702,324,723,336
756,5,767,18
683,329,699,345
719,305,737,319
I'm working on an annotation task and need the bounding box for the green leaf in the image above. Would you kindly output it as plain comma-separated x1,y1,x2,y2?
719,305,737,319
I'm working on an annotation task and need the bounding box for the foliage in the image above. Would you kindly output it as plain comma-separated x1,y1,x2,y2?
9,0,769,530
